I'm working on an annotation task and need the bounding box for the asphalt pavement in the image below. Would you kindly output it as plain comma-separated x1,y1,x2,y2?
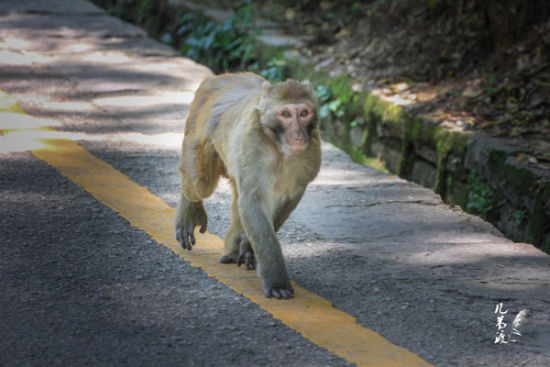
1,1,549,366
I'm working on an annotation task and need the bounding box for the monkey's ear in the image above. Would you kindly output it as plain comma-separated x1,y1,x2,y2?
301,80,313,90
256,81,271,111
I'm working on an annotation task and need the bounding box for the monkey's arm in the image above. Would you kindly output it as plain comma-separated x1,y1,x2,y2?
237,191,293,299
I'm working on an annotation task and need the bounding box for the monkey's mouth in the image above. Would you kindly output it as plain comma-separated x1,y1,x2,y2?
284,143,307,155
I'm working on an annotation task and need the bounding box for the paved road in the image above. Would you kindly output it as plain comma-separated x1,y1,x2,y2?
1,1,549,366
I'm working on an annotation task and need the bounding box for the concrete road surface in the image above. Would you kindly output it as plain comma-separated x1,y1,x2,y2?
1,1,549,366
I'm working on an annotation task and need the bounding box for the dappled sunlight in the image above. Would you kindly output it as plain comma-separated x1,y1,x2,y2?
39,100,96,113
81,51,133,64
134,61,190,72
373,91,415,106
0,130,51,153
283,241,342,260
93,91,195,109
0,15,211,141
0,127,184,154
64,43,94,53
0,36,30,49
370,82,440,108
312,167,400,186
402,240,546,267
0,112,61,130
97,131,184,148
0,49,55,65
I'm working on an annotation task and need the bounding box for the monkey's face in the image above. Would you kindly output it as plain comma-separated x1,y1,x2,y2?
274,103,315,155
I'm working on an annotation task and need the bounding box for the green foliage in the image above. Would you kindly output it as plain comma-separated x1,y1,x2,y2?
172,1,287,80
317,87,345,119
326,99,345,118
104,0,137,21
426,0,438,9
465,171,494,219
259,54,288,82
315,80,360,125
175,0,259,72
512,209,526,227
315,84,332,103
314,84,333,119
331,77,355,105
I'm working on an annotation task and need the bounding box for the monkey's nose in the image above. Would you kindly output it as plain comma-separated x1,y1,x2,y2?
293,134,305,143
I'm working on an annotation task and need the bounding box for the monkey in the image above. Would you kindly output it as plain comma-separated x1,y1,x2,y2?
175,72,321,299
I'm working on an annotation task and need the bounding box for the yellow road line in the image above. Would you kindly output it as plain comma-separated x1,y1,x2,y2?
31,137,434,367
0,90,24,114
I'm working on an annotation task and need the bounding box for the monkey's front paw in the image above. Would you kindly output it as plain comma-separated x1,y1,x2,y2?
236,233,255,270
264,284,294,299
175,202,207,251
176,222,203,251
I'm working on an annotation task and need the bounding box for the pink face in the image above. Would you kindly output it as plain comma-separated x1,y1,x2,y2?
275,103,315,155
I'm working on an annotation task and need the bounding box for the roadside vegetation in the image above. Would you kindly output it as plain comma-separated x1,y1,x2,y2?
92,0,550,253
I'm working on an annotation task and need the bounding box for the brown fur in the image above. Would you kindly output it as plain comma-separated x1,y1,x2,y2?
175,72,321,299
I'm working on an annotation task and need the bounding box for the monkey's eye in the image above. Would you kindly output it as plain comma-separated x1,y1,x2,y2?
281,110,291,118
300,109,309,117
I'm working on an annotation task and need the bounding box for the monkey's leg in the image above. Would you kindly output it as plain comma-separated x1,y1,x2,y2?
220,181,244,264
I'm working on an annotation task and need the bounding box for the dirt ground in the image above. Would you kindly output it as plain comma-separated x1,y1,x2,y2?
259,0,550,169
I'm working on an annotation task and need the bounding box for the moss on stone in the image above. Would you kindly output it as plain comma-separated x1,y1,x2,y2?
465,170,495,220
364,93,403,134
408,120,438,146
93,0,550,254
288,61,550,253
346,146,389,173
361,113,377,156
397,113,416,178
488,150,540,197
527,186,550,249
432,129,469,196
445,177,470,207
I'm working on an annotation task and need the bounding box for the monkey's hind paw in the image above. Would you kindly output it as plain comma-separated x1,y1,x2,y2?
220,253,237,264
236,249,255,270
236,233,255,270
264,285,294,299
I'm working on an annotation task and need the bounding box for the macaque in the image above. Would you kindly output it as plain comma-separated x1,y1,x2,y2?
175,72,321,299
